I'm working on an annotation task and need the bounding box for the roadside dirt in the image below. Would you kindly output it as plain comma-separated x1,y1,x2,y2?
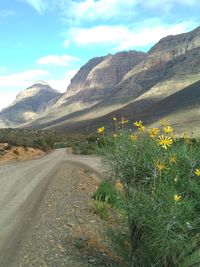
12,162,123,267
0,146,45,163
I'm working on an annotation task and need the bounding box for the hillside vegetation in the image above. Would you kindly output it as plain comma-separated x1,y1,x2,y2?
0,129,98,154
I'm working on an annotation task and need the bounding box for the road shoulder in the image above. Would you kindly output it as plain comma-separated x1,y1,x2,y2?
13,162,122,267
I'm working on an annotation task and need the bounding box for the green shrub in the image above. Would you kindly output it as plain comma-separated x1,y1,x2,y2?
97,119,200,267
92,195,111,220
93,181,124,209
0,129,99,155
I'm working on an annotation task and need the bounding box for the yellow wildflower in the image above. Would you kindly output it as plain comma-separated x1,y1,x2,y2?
139,125,145,132
134,120,143,127
163,125,173,133
170,155,177,164
157,135,173,149
194,168,200,177
148,127,160,138
97,127,105,134
113,117,117,121
129,134,137,141
121,117,129,125
156,161,167,172
113,134,118,138
174,194,181,202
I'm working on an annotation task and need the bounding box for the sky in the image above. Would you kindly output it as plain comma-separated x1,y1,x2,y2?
0,0,199,111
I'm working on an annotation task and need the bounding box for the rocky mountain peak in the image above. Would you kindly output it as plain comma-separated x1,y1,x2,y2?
0,82,62,127
56,50,146,107
148,26,200,59
122,26,200,83
64,56,106,98
16,82,59,101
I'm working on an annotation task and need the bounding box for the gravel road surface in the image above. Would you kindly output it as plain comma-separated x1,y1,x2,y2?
0,149,101,267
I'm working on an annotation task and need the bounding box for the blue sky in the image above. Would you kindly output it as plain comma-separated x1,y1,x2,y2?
0,0,199,110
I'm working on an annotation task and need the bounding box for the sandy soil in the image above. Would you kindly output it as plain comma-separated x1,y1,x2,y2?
0,146,45,163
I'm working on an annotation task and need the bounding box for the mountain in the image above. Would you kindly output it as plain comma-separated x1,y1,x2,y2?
25,50,146,128
58,50,146,104
112,26,200,102
0,82,62,128
1,26,200,134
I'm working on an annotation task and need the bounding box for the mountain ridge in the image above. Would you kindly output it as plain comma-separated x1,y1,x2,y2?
0,82,62,128
0,26,200,134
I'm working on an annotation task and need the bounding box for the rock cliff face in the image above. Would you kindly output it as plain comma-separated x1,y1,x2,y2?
56,51,146,106
46,25,200,132
62,56,106,99
149,26,200,58
0,82,62,127
112,26,200,102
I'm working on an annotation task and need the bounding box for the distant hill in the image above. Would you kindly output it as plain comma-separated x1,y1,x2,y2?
0,82,62,128
1,26,200,134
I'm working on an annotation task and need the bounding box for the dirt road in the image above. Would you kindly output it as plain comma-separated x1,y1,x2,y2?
0,149,102,267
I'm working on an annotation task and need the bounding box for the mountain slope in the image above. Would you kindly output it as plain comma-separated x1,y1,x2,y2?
0,82,62,128
111,26,200,102
26,26,200,133
26,51,146,128
41,80,200,135
57,51,146,105
1,26,200,133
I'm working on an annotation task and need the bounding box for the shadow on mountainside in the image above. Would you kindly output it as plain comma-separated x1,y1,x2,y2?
45,80,200,134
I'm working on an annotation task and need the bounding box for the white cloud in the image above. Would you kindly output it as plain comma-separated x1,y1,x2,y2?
69,25,130,46
68,0,137,22
0,92,17,111
37,55,79,67
58,0,200,23
46,69,78,92
17,0,200,19
141,0,199,10
0,69,49,88
18,0,47,14
68,22,197,50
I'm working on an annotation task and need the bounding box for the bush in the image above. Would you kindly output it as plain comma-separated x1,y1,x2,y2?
97,119,200,267
92,195,111,220
93,181,124,209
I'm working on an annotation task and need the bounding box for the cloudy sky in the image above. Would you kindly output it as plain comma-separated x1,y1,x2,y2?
0,0,199,110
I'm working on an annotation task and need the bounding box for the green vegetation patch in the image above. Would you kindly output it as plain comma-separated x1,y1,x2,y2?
0,128,98,154
96,117,200,267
